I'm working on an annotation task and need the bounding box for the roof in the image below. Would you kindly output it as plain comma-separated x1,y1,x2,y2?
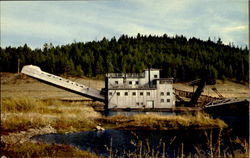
143,68,161,71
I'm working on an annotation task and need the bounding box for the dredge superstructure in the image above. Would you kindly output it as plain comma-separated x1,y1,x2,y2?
21,65,175,110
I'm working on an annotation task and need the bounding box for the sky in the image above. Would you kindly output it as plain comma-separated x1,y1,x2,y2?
0,0,248,49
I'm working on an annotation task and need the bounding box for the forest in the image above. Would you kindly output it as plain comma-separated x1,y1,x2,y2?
0,34,249,82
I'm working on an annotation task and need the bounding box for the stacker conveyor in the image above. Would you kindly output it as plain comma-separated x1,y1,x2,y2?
21,65,105,102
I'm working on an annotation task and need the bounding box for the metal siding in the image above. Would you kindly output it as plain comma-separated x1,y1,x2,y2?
107,70,175,109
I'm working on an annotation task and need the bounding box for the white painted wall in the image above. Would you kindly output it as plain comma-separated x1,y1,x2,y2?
107,69,175,109
108,69,160,88
155,80,175,108
108,80,175,109
108,89,158,108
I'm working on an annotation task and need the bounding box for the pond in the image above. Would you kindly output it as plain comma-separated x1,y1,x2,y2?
32,114,249,157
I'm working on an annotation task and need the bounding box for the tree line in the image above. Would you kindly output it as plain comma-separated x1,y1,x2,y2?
0,34,249,82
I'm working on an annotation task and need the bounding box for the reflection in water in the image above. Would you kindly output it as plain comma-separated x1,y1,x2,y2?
32,127,248,157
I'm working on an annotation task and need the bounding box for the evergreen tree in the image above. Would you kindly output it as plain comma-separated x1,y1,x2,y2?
0,34,248,82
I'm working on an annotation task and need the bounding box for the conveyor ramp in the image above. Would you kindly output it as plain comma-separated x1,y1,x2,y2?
21,65,105,102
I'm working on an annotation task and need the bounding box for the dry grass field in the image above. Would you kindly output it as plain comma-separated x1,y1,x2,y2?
1,72,104,100
2,72,248,100
174,80,249,99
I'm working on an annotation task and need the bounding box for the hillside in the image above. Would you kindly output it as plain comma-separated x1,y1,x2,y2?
0,34,248,82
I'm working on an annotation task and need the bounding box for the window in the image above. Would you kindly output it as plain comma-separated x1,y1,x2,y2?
161,99,164,103
154,75,158,78
135,81,139,85
132,92,136,96
160,92,164,96
167,92,170,96
109,92,112,95
124,92,128,96
129,81,132,85
117,92,120,96
115,81,119,84
167,99,170,102
140,92,143,96
147,92,150,96
141,102,144,105
136,102,140,106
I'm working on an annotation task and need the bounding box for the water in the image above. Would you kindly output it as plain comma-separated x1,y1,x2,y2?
32,115,249,157
32,129,216,157
212,115,249,139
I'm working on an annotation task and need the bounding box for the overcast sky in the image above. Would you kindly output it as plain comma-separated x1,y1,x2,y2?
0,0,248,49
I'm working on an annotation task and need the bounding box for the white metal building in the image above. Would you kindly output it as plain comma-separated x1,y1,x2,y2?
106,69,175,109
21,65,175,111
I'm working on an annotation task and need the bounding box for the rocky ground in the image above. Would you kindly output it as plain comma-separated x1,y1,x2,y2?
1,125,56,145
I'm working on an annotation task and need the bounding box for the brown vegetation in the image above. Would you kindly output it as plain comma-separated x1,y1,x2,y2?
99,113,227,130
1,141,99,158
174,80,249,99
1,97,100,134
1,97,101,157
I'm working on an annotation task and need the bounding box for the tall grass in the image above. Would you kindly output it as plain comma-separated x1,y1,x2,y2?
106,130,249,158
1,97,227,133
2,97,40,112
1,97,101,133
1,113,51,133
100,112,227,130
